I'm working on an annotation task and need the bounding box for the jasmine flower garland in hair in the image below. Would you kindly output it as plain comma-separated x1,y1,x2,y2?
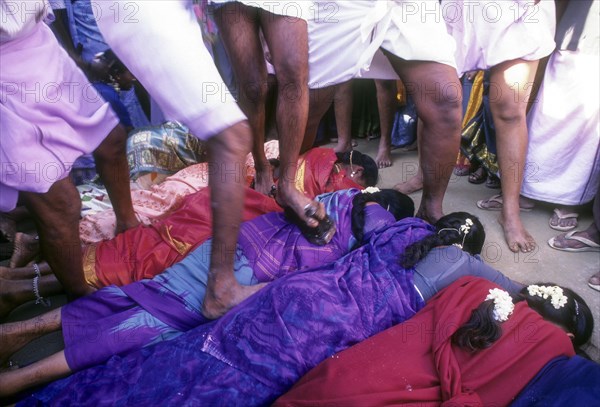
485,288,514,322
362,187,380,194
527,285,568,309
460,218,473,235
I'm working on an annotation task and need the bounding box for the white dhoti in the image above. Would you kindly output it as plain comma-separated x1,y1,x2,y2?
95,0,246,140
521,3,600,205
442,0,556,74
307,1,457,88
209,0,313,19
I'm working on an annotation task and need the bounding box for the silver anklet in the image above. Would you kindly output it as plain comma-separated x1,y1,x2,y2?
32,263,51,307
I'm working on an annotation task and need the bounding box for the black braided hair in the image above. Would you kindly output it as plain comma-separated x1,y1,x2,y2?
400,212,486,269
453,300,503,351
335,150,378,187
350,189,414,245
453,283,593,352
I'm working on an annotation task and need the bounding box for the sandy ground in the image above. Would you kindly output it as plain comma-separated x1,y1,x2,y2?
2,137,599,378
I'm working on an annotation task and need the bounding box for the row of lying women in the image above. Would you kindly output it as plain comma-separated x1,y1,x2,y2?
1,180,599,404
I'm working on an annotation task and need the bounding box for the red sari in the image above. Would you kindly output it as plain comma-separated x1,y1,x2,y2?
84,148,361,287
275,277,575,407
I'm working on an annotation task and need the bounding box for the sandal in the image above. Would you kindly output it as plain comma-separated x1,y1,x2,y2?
454,154,471,176
588,272,600,292
468,167,486,184
548,230,600,253
485,173,501,189
548,208,578,232
476,194,534,212
284,203,337,246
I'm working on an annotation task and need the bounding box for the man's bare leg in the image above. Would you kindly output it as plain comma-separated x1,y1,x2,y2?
489,59,538,252
0,308,62,367
385,54,462,223
261,12,326,226
374,79,397,168
214,4,273,195
0,351,70,397
301,85,337,153
332,81,354,153
20,178,94,300
394,119,424,194
202,121,265,319
93,124,139,234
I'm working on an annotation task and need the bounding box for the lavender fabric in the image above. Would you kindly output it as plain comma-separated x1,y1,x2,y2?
239,188,359,281
61,189,365,371
21,218,432,406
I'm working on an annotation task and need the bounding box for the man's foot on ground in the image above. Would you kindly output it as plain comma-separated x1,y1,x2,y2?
499,214,536,253
548,208,579,232
201,282,267,320
9,233,39,269
393,174,423,195
375,149,393,169
253,165,275,196
548,230,600,253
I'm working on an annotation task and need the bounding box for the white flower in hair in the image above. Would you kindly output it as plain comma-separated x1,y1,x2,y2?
485,288,514,322
527,285,568,309
460,218,473,235
362,187,380,194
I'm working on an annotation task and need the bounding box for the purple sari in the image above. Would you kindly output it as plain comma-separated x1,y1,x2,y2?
20,218,432,406
61,189,363,371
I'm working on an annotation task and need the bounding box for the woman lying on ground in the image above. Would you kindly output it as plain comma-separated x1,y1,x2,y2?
3,212,592,404
0,188,413,379
0,186,398,319
79,142,378,243
275,277,598,406
2,147,378,305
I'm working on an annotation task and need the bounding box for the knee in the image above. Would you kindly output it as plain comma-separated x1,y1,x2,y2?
94,125,127,160
239,76,269,106
491,100,526,125
420,96,462,133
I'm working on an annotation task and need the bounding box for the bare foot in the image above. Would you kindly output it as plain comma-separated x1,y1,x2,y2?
276,184,325,229
499,214,536,253
393,174,423,195
549,208,578,231
333,140,355,154
415,205,443,225
549,230,600,251
201,282,267,320
375,148,393,169
9,233,39,269
0,213,17,243
253,165,275,196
